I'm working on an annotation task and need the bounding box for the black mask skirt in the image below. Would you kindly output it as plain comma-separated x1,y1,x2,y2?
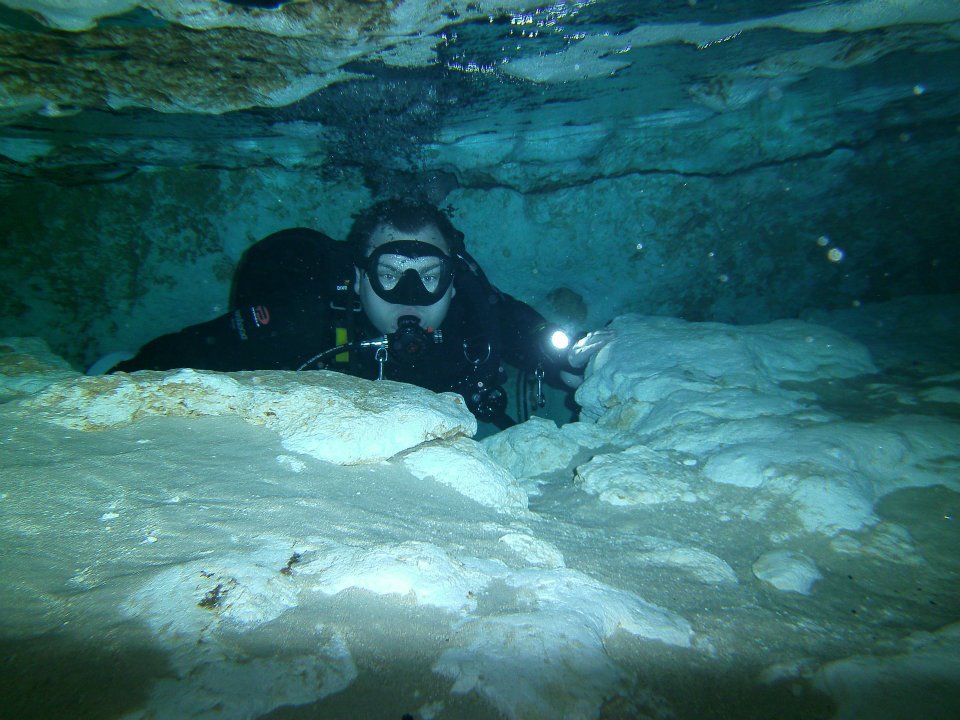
362,241,455,306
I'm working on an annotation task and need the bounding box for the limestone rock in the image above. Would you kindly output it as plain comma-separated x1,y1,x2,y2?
575,444,700,507
498,532,565,569
0,1,490,120
0,0,137,31
434,566,693,719
752,550,822,595
635,538,739,586
576,315,876,428
813,622,960,719
120,546,358,717
0,24,349,118
14,366,476,464
480,416,584,481
700,415,960,535
0,337,78,401
830,522,926,566
301,540,491,614
399,437,527,512
790,475,877,535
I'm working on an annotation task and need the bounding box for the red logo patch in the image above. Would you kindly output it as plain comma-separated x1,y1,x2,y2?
253,305,271,327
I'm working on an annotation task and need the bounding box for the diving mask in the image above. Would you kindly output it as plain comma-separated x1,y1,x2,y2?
362,240,455,306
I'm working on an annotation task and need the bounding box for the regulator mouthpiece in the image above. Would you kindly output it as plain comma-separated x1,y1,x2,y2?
389,315,437,364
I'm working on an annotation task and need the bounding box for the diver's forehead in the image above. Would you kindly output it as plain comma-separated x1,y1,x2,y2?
368,223,449,254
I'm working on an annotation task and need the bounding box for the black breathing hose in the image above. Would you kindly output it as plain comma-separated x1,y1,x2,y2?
296,344,354,371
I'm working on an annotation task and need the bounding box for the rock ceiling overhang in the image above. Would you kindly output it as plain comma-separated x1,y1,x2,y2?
1,1,959,188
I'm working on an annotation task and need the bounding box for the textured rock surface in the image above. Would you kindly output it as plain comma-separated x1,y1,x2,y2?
813,622,960,720
569,315,959,539
577,315,877,427
0,336,693,719
481,416,591,482
14,358,476,464
0,336,77,400
400,437,528,511
633,537,740,587
575,445,701,507
2,2,960,717
752,550,823,595
3,314,960,718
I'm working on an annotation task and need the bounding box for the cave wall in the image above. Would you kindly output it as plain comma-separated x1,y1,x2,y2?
0,169,370,367
456,130,960,332
1,124,957,370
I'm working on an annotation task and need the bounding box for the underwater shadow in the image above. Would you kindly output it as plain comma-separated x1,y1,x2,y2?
0,631,170,720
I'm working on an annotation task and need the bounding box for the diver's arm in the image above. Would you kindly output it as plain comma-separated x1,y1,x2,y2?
496,293,580,385
110,301,319,373
497,292,612,389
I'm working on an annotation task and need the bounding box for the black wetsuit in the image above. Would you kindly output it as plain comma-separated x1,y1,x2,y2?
112,228,569,422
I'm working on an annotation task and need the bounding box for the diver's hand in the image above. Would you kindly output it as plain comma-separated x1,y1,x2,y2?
559,328,615,389
566,328,615,369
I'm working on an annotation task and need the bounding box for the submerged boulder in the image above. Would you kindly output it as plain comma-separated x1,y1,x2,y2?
0,336,79,401
4,338,476,464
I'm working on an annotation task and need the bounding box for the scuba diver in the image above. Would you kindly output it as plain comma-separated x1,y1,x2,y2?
106,199,610,428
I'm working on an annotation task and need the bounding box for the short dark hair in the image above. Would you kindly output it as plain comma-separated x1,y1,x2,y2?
347,198,465,261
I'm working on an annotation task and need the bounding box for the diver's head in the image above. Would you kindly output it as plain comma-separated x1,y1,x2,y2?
350,200,461,334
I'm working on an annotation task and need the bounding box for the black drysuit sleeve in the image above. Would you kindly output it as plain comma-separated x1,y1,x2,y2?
111,300,326,372
111,227,343,373
495,292,579,386
450,252,576,388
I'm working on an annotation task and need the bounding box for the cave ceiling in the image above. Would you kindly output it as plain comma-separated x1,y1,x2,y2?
0,0,959,191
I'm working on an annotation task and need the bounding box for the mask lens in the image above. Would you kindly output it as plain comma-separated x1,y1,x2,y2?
375,255,445,293
374,260,401,291
364,241,454,306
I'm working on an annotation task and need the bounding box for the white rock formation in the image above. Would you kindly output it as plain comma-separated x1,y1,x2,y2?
433,566,693,720
2,313,958,719
814,622,960,720
400,437,528,511
576,315,876,429
575,444,701,507
0,336,693,719
635,537,739,586
0,336,78,400
752,550,823,595
572,315,959,538
17,364,476,464
480,415,597,481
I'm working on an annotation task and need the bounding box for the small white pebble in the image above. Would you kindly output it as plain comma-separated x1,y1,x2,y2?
753,550,822,594
277,455,307,473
